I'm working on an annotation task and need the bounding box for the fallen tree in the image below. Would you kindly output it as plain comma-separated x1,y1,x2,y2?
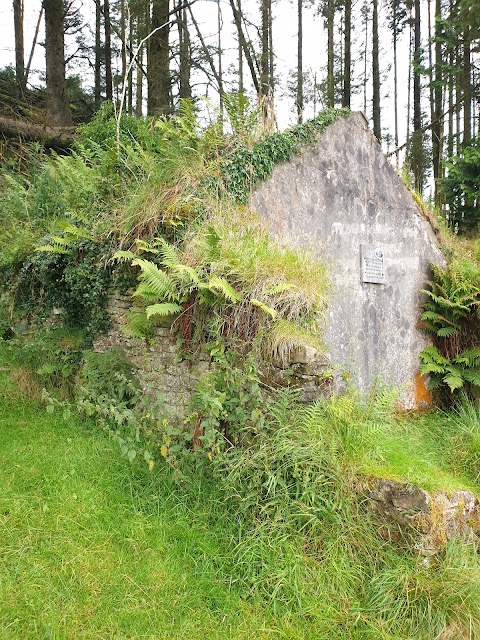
0,115,75,147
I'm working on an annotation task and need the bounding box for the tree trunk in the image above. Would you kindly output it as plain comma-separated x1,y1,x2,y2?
327,0,335,108
217,0,223,122
0,114,74,146
238,0,244,93
44,0,72,127
413,0,421,134
406,5,412,142
24,6,43,89
121,0,127,84
127,11,133,114
412,0,423,192
297,0,303,123
342,0,351,109
432,0,444,205
229,0,260,94
13,0,25,93
372,0,381,140
261,0,269,99
148,0,171,116
362,3,369,115
462,24,472,145
104,0,113,101
178,5,191,100
94,0,102,109
392,1,399,168
268,2,274,93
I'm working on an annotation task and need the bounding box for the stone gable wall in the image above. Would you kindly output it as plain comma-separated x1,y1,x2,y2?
250,112,446,409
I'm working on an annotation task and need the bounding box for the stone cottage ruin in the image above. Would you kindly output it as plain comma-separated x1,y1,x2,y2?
250,112,445,409
97,112,446,413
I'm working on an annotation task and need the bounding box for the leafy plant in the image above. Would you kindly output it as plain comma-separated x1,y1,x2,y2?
442,137,480,232
80,347,141,404
420,259,480,398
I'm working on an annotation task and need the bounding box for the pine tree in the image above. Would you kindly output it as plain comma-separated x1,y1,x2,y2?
44,0,73,127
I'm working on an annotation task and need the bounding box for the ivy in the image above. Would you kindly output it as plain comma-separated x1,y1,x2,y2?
222,108,350,203
13,239,113,342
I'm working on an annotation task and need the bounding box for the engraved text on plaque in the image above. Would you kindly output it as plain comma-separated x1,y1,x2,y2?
361,244,385,284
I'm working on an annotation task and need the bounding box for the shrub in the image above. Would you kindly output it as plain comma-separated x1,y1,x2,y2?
420,258,480,399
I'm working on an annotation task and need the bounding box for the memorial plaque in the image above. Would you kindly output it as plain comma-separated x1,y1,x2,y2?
361,244,385,284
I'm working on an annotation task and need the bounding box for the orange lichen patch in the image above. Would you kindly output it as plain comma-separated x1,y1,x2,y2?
415,371,432,410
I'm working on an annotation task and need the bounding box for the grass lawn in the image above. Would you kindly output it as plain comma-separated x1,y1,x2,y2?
0,368,294,639
1,356,480,639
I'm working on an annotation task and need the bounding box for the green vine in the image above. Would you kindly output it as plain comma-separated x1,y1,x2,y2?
222,108,350,203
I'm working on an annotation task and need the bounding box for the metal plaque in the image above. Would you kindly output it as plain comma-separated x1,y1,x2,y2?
361,244,385,284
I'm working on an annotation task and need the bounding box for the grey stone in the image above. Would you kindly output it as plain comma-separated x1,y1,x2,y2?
365,477,480,555
250,112,446,409
391,487,430,512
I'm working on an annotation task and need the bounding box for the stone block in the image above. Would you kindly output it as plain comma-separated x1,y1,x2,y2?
365,477,480,555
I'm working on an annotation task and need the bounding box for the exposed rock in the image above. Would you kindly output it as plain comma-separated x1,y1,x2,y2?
365,477,480,555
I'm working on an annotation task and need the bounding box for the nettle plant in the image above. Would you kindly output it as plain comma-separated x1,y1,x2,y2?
420,259,480,397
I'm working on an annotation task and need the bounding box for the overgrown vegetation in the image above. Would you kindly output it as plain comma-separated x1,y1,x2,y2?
2,102,480,638
442,136,480,232
2,347,480,638
420,249,480,400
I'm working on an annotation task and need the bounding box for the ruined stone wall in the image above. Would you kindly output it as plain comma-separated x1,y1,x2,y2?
365,478,480,556
93,293,333,420
93,293,210,420
250,112,446,408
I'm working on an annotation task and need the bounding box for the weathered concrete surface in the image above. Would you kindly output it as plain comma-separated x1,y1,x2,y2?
251,112,446,408
365,478,480,555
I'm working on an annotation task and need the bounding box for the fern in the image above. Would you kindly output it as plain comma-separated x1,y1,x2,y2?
420,258,480,400
205,277,240,303
123,309,154,338
250,298,277,319
132,259,177,301
112,249,136,262
145,302,183,319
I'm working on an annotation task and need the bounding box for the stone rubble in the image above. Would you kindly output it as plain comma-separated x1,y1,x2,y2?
365,477,480,555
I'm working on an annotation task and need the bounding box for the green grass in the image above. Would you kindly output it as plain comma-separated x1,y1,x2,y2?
2,357,480,639
0,366,285,639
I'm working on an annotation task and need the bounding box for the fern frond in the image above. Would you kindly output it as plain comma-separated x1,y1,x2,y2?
453,349,480,366
123,310,154,338
437,326,459,337
135,239,159,254
443,373,464,392
461,370,480,386
132,258,177,302
206,276,241,302
132,282,161,302
156,238,180,268
146,303,182,319
250,298,277,318
112,250,136,262
170,263,200,286
420,346,449,364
